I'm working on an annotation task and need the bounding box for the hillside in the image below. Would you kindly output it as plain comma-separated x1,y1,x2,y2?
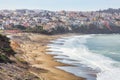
0,34,40,80
1,8,120,35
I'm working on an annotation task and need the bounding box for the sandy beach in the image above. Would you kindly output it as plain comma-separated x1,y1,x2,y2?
10,33,84,80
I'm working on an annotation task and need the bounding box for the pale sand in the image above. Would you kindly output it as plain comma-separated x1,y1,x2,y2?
11,33,84,80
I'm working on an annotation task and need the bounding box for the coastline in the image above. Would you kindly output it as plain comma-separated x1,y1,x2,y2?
10,33,84,80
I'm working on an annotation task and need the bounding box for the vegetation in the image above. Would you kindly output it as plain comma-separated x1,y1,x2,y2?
0,54,10,63
25,26,49,34
0,34,41,80
0,34,15,63
4,22,120,34
13,25,26,30
50,26,69,34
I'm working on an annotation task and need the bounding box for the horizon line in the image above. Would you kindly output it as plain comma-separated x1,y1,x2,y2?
0,8,119,12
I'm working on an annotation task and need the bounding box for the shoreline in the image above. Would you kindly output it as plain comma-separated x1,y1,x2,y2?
10,33,84,80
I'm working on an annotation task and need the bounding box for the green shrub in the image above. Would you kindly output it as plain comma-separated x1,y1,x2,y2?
0,54,10,63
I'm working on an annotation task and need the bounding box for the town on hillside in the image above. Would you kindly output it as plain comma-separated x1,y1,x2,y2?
0,8,120,34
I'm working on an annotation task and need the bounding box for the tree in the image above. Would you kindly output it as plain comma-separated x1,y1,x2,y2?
14,25,26,30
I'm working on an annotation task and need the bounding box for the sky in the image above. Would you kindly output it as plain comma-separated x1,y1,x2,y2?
0,0,120,11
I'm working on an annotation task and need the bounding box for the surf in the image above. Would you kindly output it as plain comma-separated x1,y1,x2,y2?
47,34,120,80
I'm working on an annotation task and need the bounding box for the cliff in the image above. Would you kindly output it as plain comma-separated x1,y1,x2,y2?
41,24,120,35
0,34,40,80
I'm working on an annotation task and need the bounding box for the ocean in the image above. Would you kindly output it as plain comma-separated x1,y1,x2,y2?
47,34,120,80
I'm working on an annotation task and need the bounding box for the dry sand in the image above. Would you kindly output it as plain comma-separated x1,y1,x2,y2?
11,33,84,80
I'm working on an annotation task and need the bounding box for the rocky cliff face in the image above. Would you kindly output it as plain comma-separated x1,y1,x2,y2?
0,34,40,80
70,25,120,34
44,25,120,34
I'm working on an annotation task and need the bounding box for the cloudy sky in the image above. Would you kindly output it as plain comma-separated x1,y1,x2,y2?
0,0,120,11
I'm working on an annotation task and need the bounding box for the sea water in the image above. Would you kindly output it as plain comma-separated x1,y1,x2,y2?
47,34,120,80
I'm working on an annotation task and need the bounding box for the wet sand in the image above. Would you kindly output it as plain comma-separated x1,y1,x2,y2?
10,33,84,80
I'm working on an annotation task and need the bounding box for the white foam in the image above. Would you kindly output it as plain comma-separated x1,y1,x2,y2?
47,35,120,80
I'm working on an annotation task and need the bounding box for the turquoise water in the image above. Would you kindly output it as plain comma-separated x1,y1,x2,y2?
47,34,120,80
86,34,120,62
